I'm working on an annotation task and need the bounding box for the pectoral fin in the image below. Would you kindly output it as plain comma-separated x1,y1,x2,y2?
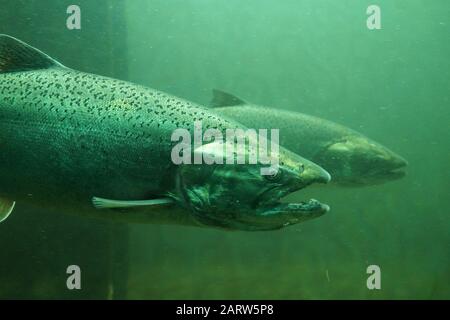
92,197,174,209
0,198,15,223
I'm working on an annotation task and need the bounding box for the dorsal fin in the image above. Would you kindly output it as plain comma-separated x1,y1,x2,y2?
0,34,65,73
210,89,247,108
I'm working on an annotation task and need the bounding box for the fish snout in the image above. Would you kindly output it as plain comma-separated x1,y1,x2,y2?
391,154,408,168
378,148,408,171
302,159,331,185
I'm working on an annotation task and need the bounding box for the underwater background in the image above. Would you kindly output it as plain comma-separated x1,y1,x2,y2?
0,0,448,299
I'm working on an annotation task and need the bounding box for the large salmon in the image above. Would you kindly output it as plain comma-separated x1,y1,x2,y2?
0,35,330,231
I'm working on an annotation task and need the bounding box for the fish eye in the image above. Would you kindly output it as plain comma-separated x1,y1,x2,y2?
264,168,282,181
299,163,305,174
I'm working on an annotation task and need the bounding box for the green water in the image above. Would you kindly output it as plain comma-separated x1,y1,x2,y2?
0,0,449,299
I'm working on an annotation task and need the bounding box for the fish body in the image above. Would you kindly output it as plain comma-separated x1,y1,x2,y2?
0,45,232,220
0,35,330,230
211,90,407,186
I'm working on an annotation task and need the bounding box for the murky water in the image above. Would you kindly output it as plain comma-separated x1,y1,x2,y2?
0,0,448,299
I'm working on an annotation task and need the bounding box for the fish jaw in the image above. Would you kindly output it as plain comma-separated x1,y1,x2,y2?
255,200,330,229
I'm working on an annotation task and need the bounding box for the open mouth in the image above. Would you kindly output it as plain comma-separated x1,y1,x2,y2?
383,156,408,178
255,186,330,225
373,161,407,181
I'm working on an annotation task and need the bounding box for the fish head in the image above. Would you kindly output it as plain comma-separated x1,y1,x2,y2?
314,135,407,186
173,140,331,231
